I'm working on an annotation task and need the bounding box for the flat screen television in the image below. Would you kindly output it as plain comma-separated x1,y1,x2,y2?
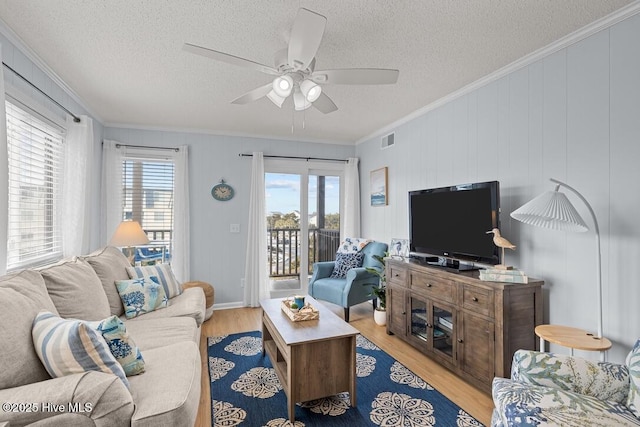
409,180,500,268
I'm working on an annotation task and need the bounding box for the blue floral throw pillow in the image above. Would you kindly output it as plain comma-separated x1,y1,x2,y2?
330,252,365,278
88,315,145,376
115,277,168,319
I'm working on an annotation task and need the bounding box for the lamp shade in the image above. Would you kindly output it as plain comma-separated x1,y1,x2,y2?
293,90,311,111
109,221,150,247
511,189,588,232
272,75,293,98
266,90,285,108
300,79,321,102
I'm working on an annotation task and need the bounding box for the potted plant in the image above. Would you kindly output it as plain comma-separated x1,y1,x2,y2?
367,253,388,326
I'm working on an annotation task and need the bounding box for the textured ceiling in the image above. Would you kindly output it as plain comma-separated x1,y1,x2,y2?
0,0,633,143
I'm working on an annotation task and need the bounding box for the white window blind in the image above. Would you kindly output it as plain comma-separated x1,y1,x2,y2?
121,156,175,261
6,100,65,270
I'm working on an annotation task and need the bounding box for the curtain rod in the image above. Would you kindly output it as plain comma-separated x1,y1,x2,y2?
113,143,180,152
2,62,81,123
239,153,347,163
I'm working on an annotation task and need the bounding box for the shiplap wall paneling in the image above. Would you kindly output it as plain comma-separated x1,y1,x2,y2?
609,14,640,346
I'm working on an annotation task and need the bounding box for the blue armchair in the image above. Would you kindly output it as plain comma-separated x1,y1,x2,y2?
308,241,388,322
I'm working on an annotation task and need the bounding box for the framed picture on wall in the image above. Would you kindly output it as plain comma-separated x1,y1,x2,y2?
390,238,409,259
370,167,388,206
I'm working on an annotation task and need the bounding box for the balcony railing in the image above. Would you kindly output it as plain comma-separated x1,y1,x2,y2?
268,228,340,277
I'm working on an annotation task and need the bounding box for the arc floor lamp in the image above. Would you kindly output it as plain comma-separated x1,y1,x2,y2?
511,178,607,359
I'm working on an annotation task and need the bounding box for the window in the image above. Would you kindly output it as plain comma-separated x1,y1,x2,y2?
5,100,65,270
121,156,175,261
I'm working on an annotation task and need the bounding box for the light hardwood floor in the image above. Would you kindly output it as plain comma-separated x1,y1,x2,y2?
195,301,495,426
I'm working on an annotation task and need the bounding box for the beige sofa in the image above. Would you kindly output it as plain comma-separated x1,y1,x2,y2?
0,246,206,427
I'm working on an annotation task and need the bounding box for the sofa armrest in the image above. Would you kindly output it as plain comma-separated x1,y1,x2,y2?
310,261,335,282
0,372,133,427
511,349,630,404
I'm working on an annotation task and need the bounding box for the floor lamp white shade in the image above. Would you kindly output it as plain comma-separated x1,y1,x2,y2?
511,178,603,342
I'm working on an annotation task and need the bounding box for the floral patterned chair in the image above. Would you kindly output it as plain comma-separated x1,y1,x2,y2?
492,341,640,426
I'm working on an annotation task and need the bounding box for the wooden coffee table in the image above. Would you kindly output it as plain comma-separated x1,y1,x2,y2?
260,296,359,422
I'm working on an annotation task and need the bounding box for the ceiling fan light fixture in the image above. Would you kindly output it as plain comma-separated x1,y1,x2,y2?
293,90,311,111
272,75,293,98
266,90,285,108
300,79,321,102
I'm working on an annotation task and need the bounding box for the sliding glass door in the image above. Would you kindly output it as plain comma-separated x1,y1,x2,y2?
265,160,343,297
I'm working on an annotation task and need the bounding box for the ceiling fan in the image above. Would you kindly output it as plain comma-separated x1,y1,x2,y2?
183,8,399,114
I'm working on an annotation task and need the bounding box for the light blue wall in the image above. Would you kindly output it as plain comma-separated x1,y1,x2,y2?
104,127,354,306
356,14,640,363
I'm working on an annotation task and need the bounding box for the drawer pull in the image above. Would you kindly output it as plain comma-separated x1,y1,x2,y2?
472,297,478,302
426,323,433,328
395,273,400,277
457,339,463,343
426,283,432,287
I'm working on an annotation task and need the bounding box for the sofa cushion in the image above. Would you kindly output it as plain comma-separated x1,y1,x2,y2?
83,246,132,316
32,311,129,389
627,339,640,417
0,270,58,389
116,278,168,319
89,315,145,376
127,264,182,298
39,257,111,320
122,287,205,326
124,317,199,351
127,341,200,427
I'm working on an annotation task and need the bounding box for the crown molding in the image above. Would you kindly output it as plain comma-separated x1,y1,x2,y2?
356,1,640,145
0,17,103,124
104,121,352,146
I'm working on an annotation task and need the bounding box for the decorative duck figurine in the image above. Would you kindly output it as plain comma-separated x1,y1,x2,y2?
486,228,516,269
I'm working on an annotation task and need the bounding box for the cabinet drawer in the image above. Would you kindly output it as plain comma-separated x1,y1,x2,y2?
387,264,407,285
409,273,456,303
462,285,493,318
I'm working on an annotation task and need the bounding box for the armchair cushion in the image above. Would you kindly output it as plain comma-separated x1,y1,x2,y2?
627,339,640,417
330,252,364,278
492,349,638,427
511,349,630,403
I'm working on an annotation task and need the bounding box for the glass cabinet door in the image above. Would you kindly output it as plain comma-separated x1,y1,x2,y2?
410,297,428,343
432,304,454,359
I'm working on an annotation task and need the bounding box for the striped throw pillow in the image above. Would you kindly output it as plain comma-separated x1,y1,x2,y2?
127,264,182,298
32,311,129,388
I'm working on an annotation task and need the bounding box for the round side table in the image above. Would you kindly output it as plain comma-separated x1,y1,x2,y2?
535,324,611,361
182,281,215,320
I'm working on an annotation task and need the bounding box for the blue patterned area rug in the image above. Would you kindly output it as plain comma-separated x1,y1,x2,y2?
208,330,484,426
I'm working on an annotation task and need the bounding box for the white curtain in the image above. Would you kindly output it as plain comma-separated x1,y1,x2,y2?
0,45,7,275
341,157,361,239
244,152,268,306
101,140,123,244
62,115,94,256
171,145,190,283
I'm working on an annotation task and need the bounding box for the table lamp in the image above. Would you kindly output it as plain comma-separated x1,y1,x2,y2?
510,178,603,341
109,220,150,266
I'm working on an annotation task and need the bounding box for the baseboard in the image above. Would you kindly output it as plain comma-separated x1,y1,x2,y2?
212,301,245,310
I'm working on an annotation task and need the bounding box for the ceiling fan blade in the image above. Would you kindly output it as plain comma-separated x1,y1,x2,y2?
312,68,399,85
231,83,273,104
288,8,327,71
183,43,280,76
312,92,338,114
